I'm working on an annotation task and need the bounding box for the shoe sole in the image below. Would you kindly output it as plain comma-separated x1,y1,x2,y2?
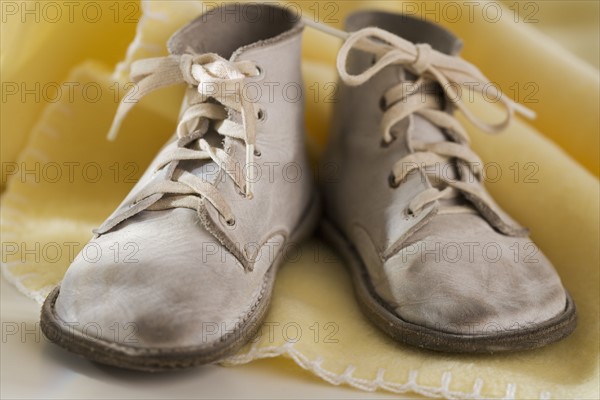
320,218,577,353
40,193,321,371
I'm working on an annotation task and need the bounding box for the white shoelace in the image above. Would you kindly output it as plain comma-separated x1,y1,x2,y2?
107,52,261,225
305,19,535,216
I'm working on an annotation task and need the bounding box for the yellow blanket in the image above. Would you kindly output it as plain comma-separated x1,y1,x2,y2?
1,1,598,398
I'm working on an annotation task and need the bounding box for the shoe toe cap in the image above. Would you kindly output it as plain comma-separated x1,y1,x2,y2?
381,215,568,335
52,209,274,350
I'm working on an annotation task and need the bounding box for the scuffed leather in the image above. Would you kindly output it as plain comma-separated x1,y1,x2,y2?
56,208,283,348
203,31,313,267
322,11,568,334
380,215,566,334
54,5,313,349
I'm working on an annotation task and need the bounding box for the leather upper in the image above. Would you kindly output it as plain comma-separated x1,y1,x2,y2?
321,11,568,334
54,4,313,349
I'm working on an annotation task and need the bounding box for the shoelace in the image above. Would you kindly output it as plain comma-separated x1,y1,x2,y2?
305,19,535,216
107,52,261,225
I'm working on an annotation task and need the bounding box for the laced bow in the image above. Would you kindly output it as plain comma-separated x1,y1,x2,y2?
334,27,535,134
106,52,261,223
305,20,535,216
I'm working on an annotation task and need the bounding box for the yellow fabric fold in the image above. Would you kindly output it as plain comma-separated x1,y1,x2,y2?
444,1,600,177
0,1,140,189
1,1,598,398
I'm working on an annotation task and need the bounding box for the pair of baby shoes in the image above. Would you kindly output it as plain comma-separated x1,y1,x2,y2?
41,4,576,371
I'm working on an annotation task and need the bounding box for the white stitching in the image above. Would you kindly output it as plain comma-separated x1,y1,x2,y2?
222,342,555,400
504,383,517,399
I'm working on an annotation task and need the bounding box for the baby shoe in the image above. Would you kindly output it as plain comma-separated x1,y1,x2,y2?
41,4,318,370
315,11,576,352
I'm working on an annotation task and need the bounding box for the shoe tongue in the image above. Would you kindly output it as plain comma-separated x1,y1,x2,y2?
345,12,463,55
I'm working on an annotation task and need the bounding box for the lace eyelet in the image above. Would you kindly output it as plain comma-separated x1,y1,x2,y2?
379,96,387,111
388,173,400,189
257,108,266,121
219,213,237,229
406,208,422,218
254,65,263,77
253,148,261,157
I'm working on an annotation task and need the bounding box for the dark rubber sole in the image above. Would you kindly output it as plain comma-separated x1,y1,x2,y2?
40,194,320,372
320,219,577,353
